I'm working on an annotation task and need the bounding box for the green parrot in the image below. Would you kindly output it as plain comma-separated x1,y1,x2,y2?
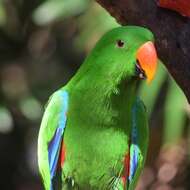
38,26,158,190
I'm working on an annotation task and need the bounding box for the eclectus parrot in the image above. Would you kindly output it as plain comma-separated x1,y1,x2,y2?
38,26,158,190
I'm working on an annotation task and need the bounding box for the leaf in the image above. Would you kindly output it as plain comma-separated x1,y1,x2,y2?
0,1,6,26
139,61,167,116
75,2,120,51
163,76,187,144
33,0,90,25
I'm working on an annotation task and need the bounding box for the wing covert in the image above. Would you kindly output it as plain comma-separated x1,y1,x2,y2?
38,90,69,190
125,98,149,190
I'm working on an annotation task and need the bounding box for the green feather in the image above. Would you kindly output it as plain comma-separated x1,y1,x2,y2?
38,26,154,190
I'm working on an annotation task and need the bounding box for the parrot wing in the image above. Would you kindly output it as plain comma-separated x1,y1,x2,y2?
38,90,69,190
124,98,149,190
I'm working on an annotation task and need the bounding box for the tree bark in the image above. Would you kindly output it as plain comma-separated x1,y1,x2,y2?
96,0,190,103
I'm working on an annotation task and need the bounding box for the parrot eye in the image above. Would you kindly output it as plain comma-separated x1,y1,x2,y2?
116,40,125,48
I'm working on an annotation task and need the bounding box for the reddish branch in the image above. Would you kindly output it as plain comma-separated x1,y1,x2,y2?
159,0,190,17
96,0,190,103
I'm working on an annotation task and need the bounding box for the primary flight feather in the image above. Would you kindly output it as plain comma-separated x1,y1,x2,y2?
38,26,158,190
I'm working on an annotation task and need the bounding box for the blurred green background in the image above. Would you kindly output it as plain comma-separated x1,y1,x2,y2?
0,1,190,189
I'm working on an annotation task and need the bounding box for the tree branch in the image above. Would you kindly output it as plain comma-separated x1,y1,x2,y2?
96,0,190,103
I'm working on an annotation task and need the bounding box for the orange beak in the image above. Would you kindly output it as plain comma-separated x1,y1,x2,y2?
136,41,158,83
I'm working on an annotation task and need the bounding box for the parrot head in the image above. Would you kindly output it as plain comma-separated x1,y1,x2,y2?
81,26,158,85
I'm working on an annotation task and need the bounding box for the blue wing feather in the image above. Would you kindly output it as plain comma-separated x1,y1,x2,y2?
128,102,140,182
47,90,69,190
48,127,63,177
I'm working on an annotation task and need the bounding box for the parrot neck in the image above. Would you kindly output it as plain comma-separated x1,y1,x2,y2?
66,54,139,129
110,78,137,130
67,74,138,130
